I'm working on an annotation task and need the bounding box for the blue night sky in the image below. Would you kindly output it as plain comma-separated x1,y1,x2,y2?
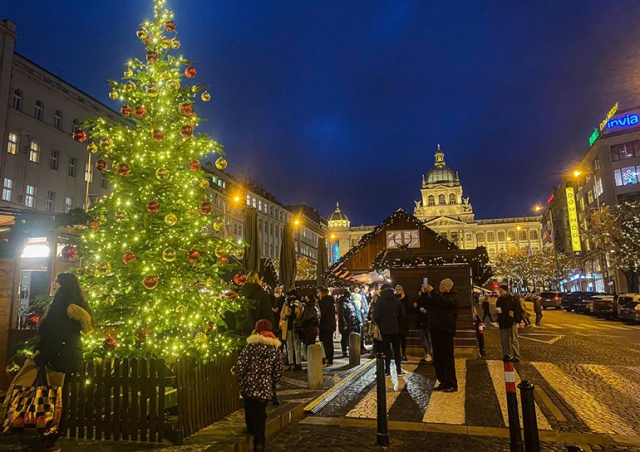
4,1,640,225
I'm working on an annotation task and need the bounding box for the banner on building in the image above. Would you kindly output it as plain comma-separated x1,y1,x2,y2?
565,187,582,256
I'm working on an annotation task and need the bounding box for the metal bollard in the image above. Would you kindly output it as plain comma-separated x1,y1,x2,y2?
376,353,389,447
518,380,540,452
503,356,524,452
307,343,324,389
349,332,361,366
475,315,486,358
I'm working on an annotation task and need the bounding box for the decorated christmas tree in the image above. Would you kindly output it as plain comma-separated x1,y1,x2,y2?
73,0,241,361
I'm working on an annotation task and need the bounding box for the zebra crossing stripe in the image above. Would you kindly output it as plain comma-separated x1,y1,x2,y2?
579,364,640,406
543,324,562,329
532,362,636,436
422,359,466,424
486,361,551,430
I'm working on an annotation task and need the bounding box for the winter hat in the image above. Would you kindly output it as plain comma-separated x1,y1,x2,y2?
499,284,509,291
440,278,454,291
343,290,351,298
380,284,392,291
255,319,272,333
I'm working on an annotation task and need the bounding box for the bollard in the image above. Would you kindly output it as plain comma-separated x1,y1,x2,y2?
503,356,524,452
376,353,389,447
307,343,324,389
349,332,361,366
518,380,540,452
475,315,486,358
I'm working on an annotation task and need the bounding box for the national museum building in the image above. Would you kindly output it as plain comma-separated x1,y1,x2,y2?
328,145,543,264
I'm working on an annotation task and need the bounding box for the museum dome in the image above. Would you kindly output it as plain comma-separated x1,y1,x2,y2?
424,144,458,185
328,202,350,228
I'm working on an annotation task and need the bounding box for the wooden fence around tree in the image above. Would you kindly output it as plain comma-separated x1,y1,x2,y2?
62,353,239,444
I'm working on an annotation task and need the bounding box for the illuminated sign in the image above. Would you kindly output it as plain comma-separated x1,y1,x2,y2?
588,102,619,146
565,187,582,256
606,113,639,129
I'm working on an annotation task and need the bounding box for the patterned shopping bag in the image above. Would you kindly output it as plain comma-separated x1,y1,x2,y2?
1,358,65,435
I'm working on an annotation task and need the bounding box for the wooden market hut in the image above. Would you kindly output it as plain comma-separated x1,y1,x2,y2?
328,209,485,349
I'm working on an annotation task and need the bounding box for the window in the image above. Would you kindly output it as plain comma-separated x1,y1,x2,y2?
476,232,485,242
101,172,108,189
12,90,22,110
518,230,527,241
487,231,495,242
450,232,458,242
529,230,538,240
507,230,515,241
49,149,59,170
45,191,56,212
54,110,62,130
595,177,603,197
25,185,36,208
449,193,456,205
34,100,43,121
593,157,600,171
246,194,250,206
497,231,505,242
252,197,256,208
587,189,594,204
65,196,73,213
68,156,77,177
579,197,585,211
427,195,435,206
614,167,639,186
610,141,639,162
29,140,40,163
2,178,13,202
258,200,262,211
6,132,17,155
438,194,446,205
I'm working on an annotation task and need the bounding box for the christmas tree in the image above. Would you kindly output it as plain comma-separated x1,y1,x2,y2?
73,0,241,362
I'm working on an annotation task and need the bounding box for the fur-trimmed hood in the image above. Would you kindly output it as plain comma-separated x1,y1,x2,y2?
67,303,93,334
246,332,281,348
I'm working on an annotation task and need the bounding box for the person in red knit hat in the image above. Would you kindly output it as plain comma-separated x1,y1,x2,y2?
233,319,284,452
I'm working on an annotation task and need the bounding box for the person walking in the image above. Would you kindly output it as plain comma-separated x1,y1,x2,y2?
395,285,411,361
413,287,432,362
496,285,522,362
236,271,274,337
33,273,94,451
280,290,304,371
373,284,406,376
481,295,495,325
423,278,458,392
317,286,336,365
338,291,359,358
519,296,531,327
233,319,284,452
533,296,543,326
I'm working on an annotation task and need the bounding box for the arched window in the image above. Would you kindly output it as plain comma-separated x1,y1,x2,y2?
34,100,43,121
438,194,446,205
54,110,62,130
427,195,435,206
12,90,22,110
449,193,456,204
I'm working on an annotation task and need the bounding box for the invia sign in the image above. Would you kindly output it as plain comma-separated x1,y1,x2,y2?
606,113,639,130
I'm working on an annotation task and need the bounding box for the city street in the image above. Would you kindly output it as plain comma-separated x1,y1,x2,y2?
266,306,640,451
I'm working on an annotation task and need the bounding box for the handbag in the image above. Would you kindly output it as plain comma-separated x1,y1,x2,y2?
371,322,383,341
1,358,66,435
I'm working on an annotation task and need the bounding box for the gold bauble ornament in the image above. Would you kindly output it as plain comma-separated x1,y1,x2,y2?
201,91,211,102
213,220,225,232
176,305,186,313
99,262,112,274
161,37,171,49
143,275,159,290
100,137,114,151
215,157,227,170
155,167,170,180
146,86,159,97
233,248,245,259
109,90,119,100
199,178,209,189
123,81,135,92
170,38,181,49
136,29,148,40
167,80,180,91
124,69,133,78
214,247,226,258
164,214,178,226
114,211,128,222
87,143,98,154
194,332,207,344
162,248,177,262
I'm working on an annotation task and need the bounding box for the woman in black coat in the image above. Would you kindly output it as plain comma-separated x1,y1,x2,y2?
395,285,412,361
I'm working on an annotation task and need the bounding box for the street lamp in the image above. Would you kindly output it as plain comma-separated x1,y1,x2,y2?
292,216,302,258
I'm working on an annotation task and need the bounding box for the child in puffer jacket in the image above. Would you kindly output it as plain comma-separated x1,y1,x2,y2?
233,319,284,452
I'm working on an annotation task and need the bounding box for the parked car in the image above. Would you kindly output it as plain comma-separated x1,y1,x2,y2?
561,292,590,312
618,294,640,323
573,292,608,314
524,293,539,302
539,291,562,309
586,295,616,317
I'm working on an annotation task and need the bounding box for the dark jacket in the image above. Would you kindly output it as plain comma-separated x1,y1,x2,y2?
235,332,284,402
338,296,359,332
397,294,412,335
496,294,522,329
373,288,406,335
237,282,274,335
415,294,429,329
424,290,458,335
533,299,542,314
319,295,336,332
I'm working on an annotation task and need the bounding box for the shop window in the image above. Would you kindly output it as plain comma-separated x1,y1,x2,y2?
610,141,639,162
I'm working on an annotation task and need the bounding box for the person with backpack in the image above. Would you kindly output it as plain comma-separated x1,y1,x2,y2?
495,284,522,362
317,286,336,365
236,272,274,337
301,294,321,359
338,290,359,358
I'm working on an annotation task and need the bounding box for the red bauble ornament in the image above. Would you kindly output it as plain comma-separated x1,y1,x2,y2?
120,105,132,116
146,200,160,214
180,125,194,138
135,326,150,340
72,130,87,143
146,52,158,63
103,336,117,350
133,105,147,118
187,249,200,263
60,245,77,260
217,256,229,264
164,20,176,32
143,275,159,290
25,312,40,327
199,202,212,215
184,66,197,78
87,217,100,231
234,272,247,286
95,160,108,172
152,130,165,142
189,160,201,172
117,163,131,176
122,250,136,264
179,103,193,116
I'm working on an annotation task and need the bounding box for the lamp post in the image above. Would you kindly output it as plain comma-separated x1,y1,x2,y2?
293,216,301,259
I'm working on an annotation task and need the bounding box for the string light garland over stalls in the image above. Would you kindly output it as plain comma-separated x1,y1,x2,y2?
74,0,242,362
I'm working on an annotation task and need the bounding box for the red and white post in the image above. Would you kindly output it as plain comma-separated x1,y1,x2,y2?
503,355,524,452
